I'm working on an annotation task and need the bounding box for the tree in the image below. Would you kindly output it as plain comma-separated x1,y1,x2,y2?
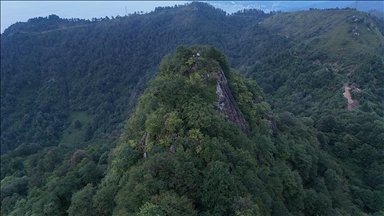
198,161,237,215
137,202,165,216
149,192,197,216
92,184,118,216
333,142,349,158
76,158,103,186
353,188,375,211
74,119,82,129
67,184,96,216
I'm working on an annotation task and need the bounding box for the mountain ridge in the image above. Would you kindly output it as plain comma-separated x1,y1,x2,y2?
1,2,383,215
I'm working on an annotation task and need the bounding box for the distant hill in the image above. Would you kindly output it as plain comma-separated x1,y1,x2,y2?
290,1,384,13
209,1,384,13
245,8,384,117
1,2,383,215
262,9,383,60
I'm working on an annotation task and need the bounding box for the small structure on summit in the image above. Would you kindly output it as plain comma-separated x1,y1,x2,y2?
193,52,200,58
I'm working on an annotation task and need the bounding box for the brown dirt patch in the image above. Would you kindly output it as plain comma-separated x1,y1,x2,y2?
343,84,360,111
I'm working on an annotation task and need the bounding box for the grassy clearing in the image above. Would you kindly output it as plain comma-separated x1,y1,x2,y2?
59,111,90,146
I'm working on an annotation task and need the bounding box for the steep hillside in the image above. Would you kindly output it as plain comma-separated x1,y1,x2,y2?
262,9,384,62
244,8,384,117
1,2,383,215
244,9,384,216
0,3,279,215
0,2,276,156
72,45,365,215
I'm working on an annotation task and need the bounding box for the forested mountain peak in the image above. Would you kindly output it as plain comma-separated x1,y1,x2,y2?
116,45,268,159
95,46,356,215
1,2,383,215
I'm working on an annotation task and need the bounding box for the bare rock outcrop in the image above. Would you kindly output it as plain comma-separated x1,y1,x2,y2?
216,69,250,135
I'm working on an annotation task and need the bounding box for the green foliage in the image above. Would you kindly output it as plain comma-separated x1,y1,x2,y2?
142,192,198,216
198,161,237,215
137,202,165,216
76,158,103,186
93,45,369,215
67,184,96,216
242,8,384,216
92,184,118,216
1,2,383,215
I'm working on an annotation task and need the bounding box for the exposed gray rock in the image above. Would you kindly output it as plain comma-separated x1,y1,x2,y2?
216,69,250,135
169,144,176,153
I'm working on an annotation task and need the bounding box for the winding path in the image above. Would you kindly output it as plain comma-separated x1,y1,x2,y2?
343,84,354,111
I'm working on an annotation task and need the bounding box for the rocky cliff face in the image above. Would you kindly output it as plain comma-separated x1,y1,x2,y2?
216,69,250,135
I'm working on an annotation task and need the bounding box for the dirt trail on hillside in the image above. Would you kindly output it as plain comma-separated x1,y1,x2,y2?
343,84,354,111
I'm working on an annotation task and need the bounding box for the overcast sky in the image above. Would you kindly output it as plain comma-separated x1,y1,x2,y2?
2,1,373,34
1,1,193,33
1,1,320,33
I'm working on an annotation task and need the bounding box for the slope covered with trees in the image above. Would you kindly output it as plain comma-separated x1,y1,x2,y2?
1,2,383,215
0,2,276,156
242,10,384,215
51,45,374,215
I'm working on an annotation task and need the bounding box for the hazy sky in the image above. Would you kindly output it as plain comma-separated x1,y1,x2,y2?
2,1,374,34
1,1,321,33
1,1,192,33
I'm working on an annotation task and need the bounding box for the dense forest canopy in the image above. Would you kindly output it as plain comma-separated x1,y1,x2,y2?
1,2,383,215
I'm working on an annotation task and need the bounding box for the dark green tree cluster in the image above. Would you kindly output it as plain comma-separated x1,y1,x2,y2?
1,2,383,215
242,9,384,216
90,46,368,215
1,6,282,213
1,1,278,156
